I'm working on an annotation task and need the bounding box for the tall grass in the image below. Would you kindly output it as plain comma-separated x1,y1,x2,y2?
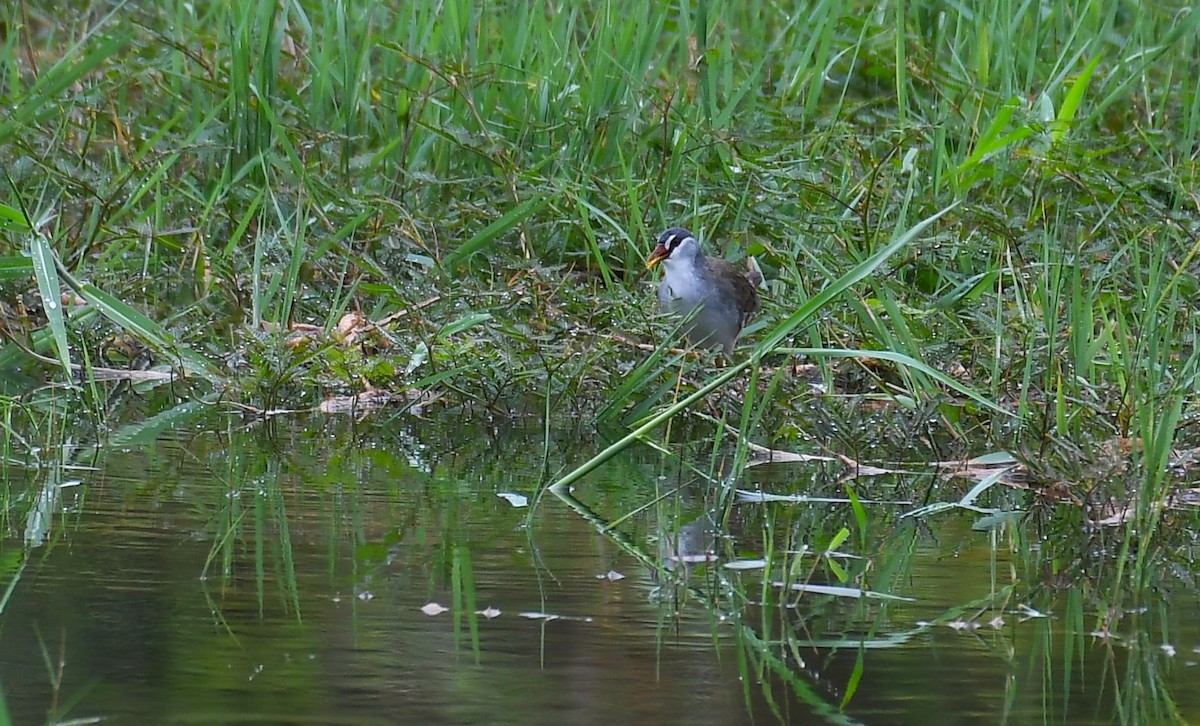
1,6,1198,713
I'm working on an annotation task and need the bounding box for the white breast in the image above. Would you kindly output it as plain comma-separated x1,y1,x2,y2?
658,255,708,312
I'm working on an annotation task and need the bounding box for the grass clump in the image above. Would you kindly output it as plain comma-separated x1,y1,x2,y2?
1,3,1199,722
0,0,1196,583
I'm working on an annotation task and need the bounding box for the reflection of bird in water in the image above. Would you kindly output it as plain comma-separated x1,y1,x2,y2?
657,513,719,580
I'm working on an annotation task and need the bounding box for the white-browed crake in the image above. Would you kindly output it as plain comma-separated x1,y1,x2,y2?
646,227,761,356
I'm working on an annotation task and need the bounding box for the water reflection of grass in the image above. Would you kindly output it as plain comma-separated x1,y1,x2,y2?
558,428,1194,723
1,0,1198,723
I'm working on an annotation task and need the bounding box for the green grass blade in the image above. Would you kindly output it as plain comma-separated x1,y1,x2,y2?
438,313,493,338
0,202,30,233
0,257,33,281
49,259,222,381
77,281,220,381
755,201,960,355
1050,54,1101,146
74,281,175,347
441,194,549,271
0,33,131,145
0,677,10,726
547,362,745,494
776,347,1012,417
28,233,72,378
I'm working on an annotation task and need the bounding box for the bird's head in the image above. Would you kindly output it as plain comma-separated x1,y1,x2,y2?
646,227,701,269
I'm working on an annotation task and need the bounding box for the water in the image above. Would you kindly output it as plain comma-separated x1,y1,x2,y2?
1,407,1197,724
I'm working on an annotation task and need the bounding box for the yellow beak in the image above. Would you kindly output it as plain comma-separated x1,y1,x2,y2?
646,243,670,269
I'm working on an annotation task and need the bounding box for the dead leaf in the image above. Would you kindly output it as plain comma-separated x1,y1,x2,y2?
335,311,371,345
745,441,836,467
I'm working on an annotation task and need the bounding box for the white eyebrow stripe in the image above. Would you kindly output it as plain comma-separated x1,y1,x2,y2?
667,230,693,249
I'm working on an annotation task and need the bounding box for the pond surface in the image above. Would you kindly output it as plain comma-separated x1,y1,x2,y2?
1,405,1197,724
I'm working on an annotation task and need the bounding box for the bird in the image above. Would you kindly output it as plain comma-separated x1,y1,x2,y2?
645,227,761,356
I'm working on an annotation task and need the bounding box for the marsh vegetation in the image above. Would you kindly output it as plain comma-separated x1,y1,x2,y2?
1,1,1198,723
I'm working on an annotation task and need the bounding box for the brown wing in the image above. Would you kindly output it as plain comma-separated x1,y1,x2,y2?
706,258,761,326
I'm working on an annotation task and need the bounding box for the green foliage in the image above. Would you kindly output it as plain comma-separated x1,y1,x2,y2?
27,231,71,379
0,7,1197,678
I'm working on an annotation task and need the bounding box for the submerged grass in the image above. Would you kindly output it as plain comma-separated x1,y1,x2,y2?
1,0,1199,721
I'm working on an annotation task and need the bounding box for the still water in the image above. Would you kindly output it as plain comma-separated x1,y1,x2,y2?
1,405,1197,724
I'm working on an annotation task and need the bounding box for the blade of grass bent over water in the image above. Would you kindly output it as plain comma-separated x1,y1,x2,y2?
752,202,959,356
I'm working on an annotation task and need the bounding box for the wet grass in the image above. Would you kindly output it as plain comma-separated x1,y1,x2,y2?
1,0,1199,722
